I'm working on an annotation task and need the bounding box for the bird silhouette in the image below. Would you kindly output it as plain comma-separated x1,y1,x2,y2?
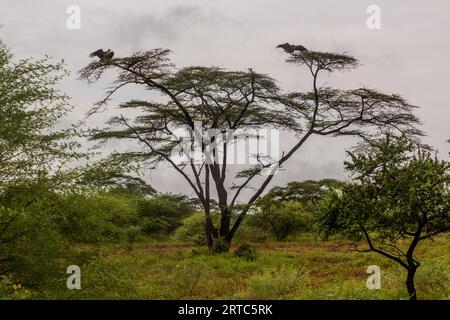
89,49,114,62
276,43,308,54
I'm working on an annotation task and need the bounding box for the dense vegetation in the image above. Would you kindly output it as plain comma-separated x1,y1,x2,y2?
0,39,448,300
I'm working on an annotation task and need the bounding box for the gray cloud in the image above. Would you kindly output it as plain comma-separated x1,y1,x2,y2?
112,5,235,48
1,0,449,195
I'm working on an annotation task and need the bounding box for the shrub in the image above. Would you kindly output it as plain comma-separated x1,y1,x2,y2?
212,237,229,253
250,201,313,241
54,192,139,243
138,194,195,236
174,211,269,246
173,212,218,245
0,203,85,295
234,243,257,261
233,219,268,242
124,225,142,251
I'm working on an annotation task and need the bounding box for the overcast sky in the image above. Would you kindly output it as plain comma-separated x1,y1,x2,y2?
1,0,449,196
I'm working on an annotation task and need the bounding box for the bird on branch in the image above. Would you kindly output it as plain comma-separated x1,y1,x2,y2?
276,43,308,54
89,49,115,63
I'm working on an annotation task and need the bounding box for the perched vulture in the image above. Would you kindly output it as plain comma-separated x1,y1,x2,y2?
89,49,114,62
276,43,308,54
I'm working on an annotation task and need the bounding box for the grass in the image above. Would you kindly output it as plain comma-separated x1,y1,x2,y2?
23,234,450,300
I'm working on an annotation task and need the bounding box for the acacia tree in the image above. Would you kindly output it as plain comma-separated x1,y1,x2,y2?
315,136,450,300
0,39,87,281
0,41,80,186
79,48,422,251
0,39,84,242
262,179,344,204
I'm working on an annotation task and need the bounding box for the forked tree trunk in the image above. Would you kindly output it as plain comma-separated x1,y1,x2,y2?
203,209,233,252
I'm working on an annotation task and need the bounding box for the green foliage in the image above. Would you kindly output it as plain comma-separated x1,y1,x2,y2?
173,212,218,245
251,179,344,241
315,136,450,299
65,258,139,300
0,40,89,295
212,237,230,253
234,243,257,261
265,179,344,204
5,234,447,300
54,192,139,243
173,211,265,245
78,157,155,196
0,40,82,188
0,203,74,290
232,220,268,242
251,200,313,240
138,193,195,236
125,225,142,251
316,137,450,243
0,275,14,299
415,255,449,299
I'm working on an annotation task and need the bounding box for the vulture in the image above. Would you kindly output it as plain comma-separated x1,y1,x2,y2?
276,43,308,54
89,49,114,62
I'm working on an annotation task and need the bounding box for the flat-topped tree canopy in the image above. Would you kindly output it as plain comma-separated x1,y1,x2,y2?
80,48,173,83
278,48,423,142
81,52,296,172
285,87,423,140
286,50,360,73
80,47,423,251
79,50,294,132
153,66,297,131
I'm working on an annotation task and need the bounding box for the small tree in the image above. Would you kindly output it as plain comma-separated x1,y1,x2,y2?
80,47,422,251
316,136,450,300
138,193,196,235
0,40,80,188
252,200,309,241
0,39,83,239
0,39,84,282
253,180,343,240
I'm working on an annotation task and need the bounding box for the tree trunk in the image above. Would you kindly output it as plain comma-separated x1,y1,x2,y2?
205,219,213,251
406,265,417,300
219,208,230,237
404,223,422,300
201,208,230,252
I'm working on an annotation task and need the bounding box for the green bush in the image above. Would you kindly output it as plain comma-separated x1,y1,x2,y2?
124,225,142,251
0,204,85,294
173,211,268,245
173,212,217,245
138,194,195,236
233,219,268,242
212,237,229,253
250,200,313,241
234,243,257,261
54,192,139,243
